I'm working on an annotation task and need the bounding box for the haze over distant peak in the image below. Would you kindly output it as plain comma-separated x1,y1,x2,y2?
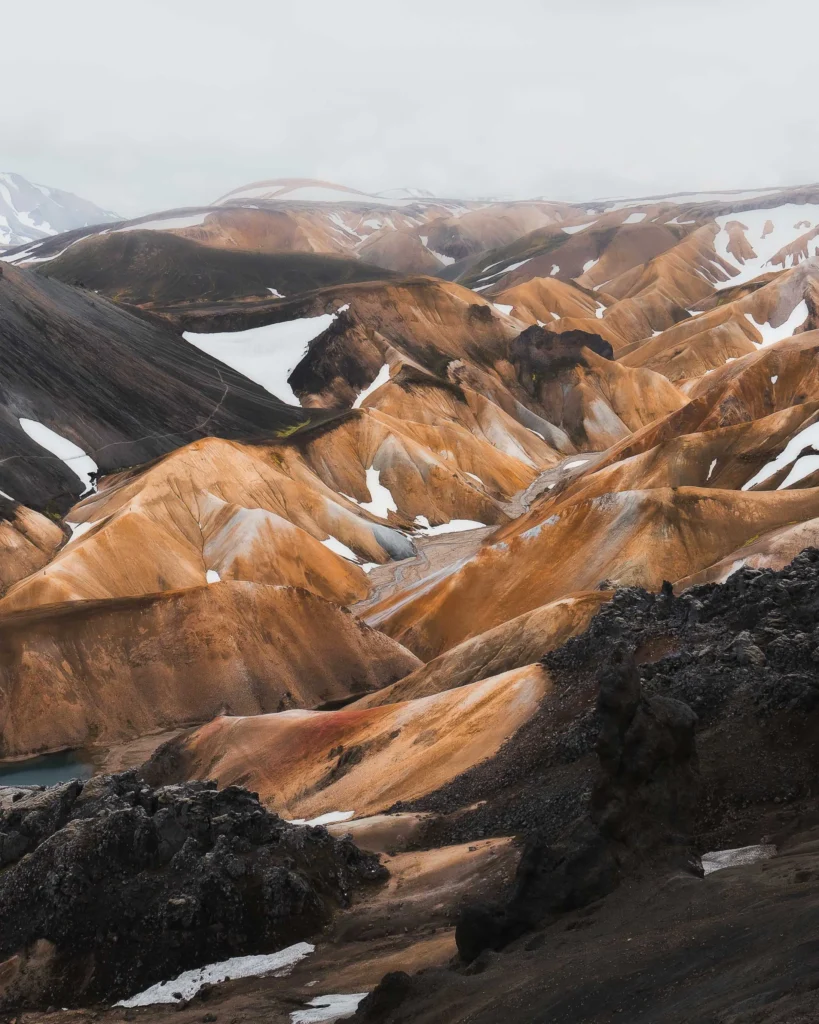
0,171,118,248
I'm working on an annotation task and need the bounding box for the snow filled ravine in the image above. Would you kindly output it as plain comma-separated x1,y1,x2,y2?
18,418,98,492
183,314,338,405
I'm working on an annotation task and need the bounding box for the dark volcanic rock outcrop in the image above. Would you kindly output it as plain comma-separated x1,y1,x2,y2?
511,323,615,376
455,650,699,961
407,549,819,854
0,772,386,1010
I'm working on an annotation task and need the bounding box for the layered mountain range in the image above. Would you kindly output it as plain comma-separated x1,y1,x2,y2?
2,175,819,1021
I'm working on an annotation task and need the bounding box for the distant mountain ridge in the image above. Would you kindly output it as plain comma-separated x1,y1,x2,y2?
0,171,118,247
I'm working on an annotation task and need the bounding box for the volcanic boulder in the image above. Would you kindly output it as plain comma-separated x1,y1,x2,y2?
0,772,386,1009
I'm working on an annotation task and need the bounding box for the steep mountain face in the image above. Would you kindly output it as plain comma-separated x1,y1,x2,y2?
0,171,117,247
6,175,819,1021
0,262,324,511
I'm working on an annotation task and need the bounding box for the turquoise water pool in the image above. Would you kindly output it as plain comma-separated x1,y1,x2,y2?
0,750,94,788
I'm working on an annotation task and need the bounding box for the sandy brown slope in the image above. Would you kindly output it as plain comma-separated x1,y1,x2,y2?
365,486,819,659
0,502,63,595
352,592,609,708
0,393,547,614
147,664,548,820
0,581,419,758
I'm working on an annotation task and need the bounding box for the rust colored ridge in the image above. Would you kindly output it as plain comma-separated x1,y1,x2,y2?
287,278,519,403
357,228,444,275
298,407,525,520
0,502,63,596
539,314,629,353
541,403,819,509
677,515,819,587
366,486,819,659
458,218,688,298
0,436,386,613
575,222,692,292
599,225,736,345
424,203,566,263
616,304,758,381
2,395,543,614
619,259,818,382
493,276,605,325
352,592,610,708
586,330,819,477
146,664,549,820
0,581,419,759
355,371,561,472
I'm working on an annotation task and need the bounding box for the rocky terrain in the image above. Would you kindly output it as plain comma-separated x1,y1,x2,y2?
3,174,819,1021
0,773,384,1009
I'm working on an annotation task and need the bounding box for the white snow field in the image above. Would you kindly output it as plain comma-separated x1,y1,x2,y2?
18,418,98,492
360,468,398,518
290,992,368,1023
117,943,315,1006
715,204,819,287
701,844,776,875
741,420,819,491
352,363,391,408
183,314,337,405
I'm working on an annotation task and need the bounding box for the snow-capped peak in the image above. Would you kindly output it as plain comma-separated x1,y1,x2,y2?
0,171,118,248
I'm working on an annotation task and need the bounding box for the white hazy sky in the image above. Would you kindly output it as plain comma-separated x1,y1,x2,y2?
4,0,818,217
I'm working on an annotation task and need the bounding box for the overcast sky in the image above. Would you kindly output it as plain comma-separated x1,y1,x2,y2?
4,0,818,217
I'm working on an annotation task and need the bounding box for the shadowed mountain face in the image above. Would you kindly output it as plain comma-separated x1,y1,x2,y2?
36,230,396,306
7,176,819,1022
0,263,323,510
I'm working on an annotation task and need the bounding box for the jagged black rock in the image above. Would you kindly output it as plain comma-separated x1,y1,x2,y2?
0,771,386,1010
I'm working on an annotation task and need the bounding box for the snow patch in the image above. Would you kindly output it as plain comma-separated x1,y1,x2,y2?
742,420,819,490
715,204,819,287
360,468,397,519
623,212,646,224
702,844,775,875
581,259,598,274
290,993,368,1023
288,811,355,827
493,303,514,316
321,536,361,563
117,213,209,233
64,521,95,545
117,943,314,1006
562,223,592,234
268,288,285,298
706,459,718,481
352,364,390,408
430,249,455,266
550,264,560,276
743,302,807,346
414,516,486,535
205,569,221,583
18,419,97,492
183,315,336,405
